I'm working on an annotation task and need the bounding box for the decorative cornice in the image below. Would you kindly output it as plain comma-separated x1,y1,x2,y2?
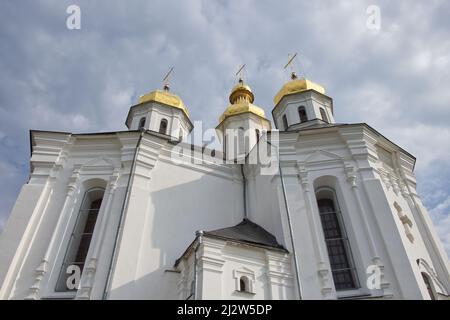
198,256,226,273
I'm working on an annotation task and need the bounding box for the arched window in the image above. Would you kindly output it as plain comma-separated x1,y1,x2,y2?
159,119,168,134
138,117,146,130
316,188,358,291
320,108,329,123
56,187,105,292
421,273,436,300
298,106,308,123
239,276,249,292
255,129,260,142
282,114,288,130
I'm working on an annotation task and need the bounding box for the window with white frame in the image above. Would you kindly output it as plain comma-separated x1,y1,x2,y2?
233,267,255,294
55,187,104,292
298,106,308,123
159,118,168,134
316,187,359,291
319,107,329,123
239,276,250,293
138,117,146,130
416,258,447,299
282,114,288,130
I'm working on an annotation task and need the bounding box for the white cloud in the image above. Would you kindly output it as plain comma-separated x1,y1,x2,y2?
430,196,450,255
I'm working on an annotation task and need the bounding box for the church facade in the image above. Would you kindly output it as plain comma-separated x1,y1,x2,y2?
0,72,449,300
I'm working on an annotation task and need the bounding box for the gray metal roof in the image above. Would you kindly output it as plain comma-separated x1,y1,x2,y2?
204,219,287,251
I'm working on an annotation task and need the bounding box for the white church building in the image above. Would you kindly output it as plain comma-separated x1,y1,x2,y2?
0,71,449,300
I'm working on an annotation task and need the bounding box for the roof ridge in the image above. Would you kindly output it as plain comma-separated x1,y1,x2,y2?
204,219,285,250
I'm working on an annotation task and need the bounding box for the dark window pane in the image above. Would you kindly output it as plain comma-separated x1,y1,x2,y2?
317,196,357,290
282,115,288,130
320,108,329,123
298,107,308,122
56,189,104,292
327,239,351,270
333,270,355,290
83,211,98,234
240,278,246,292
138,117,146,130
74,234,93,264
56,262,85,292
73,198,101,265
159,119,168,134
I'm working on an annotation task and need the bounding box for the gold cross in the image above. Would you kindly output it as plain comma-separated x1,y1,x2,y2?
162,66,174,90
284,53,298,80
235,64,246,82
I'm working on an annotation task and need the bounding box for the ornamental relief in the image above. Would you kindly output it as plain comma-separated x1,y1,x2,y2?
394,202,414,243
378,167,403,195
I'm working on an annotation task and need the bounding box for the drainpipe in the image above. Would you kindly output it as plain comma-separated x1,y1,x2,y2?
240,164,247,219
102,130,144,299
193,230,203,300
278,153,303,300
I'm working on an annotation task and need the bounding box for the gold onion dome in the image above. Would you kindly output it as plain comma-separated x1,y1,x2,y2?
273,75,326,106
138,86,190,117
219,79,267,122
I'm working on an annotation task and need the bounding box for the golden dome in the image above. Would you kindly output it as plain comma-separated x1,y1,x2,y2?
273,78,325,106
229,81,254,104
219,102,267,123
219,79,267,123
138,89,190,117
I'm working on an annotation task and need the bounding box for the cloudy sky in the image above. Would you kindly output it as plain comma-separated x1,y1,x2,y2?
0,0,449,255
